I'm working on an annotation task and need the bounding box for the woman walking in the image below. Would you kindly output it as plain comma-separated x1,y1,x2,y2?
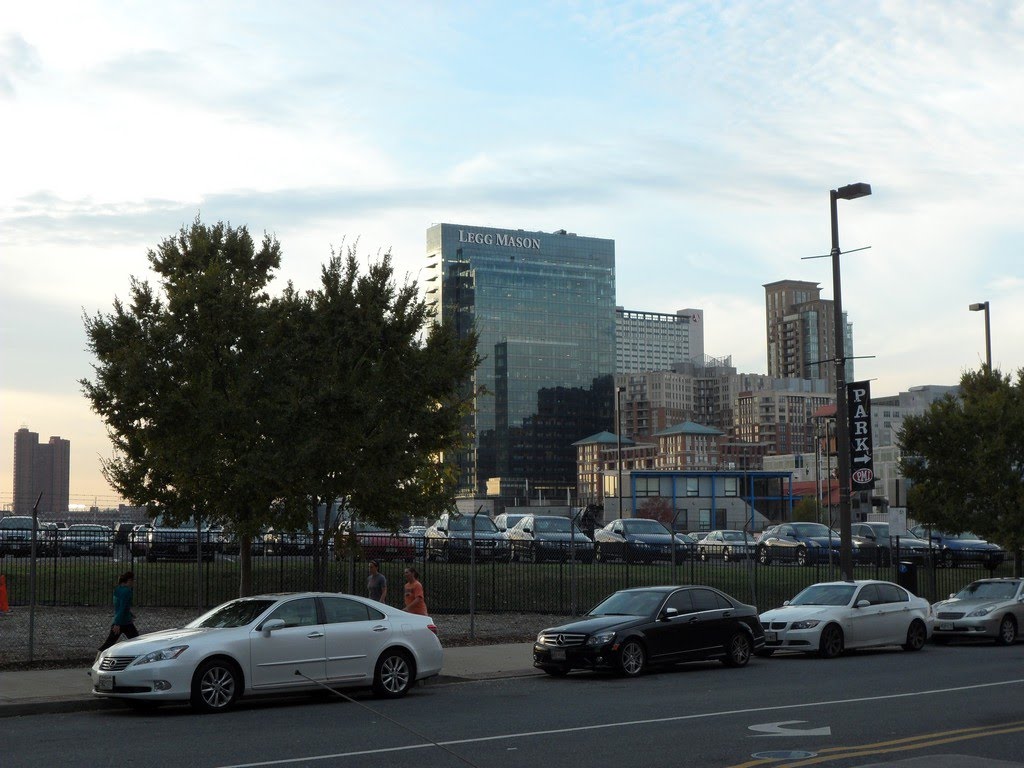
98,571,139,653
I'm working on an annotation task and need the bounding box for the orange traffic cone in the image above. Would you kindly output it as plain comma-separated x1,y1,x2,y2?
0,575,10,613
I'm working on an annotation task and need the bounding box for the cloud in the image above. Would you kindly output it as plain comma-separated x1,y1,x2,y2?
0,33,40,97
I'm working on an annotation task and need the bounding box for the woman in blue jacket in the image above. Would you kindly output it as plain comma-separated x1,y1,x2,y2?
97,571,138,653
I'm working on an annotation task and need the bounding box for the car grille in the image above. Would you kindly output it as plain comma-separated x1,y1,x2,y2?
768,622,788,630
100,656,138,671
538,632,587,648
936,611,965,620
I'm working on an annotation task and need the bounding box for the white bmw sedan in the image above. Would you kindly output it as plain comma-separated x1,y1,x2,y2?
758,580,933,659
90,592,443,712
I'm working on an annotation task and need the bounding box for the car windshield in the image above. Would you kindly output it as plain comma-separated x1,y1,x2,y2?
942,531,982,541
791,523,834,538
187,599,276,628
590,590,665,617
722,531,754,542
533,518,582,534
955,581,1020,600
789,584,857,606
448,516,498,533
867,524,889,538
622,519,669,535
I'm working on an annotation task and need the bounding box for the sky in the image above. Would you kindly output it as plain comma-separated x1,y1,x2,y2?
2,1,1022,506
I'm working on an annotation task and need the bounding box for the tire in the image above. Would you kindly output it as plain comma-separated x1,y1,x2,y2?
723,632,752,667
373,649,415,698
617,639,646,677
699,548,708,562
940,550,954,569
996,615,1017,646
757,546,771,566
902,619,927,651
796,547,809,567
191,658,241,713
722,547,731,563
817,624,844,659
594,544,605,563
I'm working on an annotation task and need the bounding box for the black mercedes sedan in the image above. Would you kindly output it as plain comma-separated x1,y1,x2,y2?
533,585,765,677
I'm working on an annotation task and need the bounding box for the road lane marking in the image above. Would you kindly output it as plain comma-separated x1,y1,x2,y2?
215,678,1024,768
749,721,831,737
726,719,1024,768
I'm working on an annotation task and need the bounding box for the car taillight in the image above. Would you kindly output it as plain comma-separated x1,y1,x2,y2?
427,624,438,635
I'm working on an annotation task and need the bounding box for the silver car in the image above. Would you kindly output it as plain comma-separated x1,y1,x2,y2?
932,578,1024,645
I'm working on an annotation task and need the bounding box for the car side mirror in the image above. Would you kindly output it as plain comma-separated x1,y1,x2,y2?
782,600,790,606
855,600,871,609
662,607,679,621
261,619,286,637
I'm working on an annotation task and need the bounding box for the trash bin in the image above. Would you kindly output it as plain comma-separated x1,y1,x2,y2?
896,561,918,594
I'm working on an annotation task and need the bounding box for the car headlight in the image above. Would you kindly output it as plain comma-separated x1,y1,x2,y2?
807,541,821,547
790,620,821,630
632,541,650,547
132,645,189,665
586,631,616,647
967,605,996,618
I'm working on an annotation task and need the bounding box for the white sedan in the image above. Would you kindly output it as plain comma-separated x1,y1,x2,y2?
90,592,443,712
758,580,933,659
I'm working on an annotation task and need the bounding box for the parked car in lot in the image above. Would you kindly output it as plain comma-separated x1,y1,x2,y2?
0,516,37,557
59,524,115,557
698,529,757,562
851,522,931,565
145,522,217,562
424,513,510,562
129,524,153,557
505,514,595,563
404,525,427,558
113,522,136,546
756,522,877,566
908,526,1004,569
593,518,694,563
90,592,443,712
265,527,315,556
343,521,416,562
758,580,932,659
493,513,529,534
931,578,1024,645
533,585,765,676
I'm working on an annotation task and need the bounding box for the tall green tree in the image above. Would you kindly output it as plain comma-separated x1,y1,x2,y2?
82,218,283,595
271,245,480,589
899,368,1024,573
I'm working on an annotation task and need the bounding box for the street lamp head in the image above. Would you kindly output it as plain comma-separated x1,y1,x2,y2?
833,182,872,200
969,302,988,312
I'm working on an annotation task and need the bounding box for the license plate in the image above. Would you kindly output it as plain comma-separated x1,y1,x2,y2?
765,631,777,642
97,675,114,691
550,649,566,661
939,623,953,631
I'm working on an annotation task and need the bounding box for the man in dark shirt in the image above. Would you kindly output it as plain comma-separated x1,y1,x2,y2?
366,560,387,603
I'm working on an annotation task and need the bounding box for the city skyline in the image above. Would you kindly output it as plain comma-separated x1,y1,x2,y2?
2,3,1022,502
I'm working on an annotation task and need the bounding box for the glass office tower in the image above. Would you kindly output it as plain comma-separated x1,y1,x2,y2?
426,224,616,497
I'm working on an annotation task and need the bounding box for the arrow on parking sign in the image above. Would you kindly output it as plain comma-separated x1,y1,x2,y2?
749,721,832,737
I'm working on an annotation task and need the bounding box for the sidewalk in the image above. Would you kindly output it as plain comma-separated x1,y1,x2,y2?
0,642,539,718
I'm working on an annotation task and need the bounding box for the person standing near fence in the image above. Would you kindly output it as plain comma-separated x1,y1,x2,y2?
367,560,387,603
97,571,139,654
402,567,427,615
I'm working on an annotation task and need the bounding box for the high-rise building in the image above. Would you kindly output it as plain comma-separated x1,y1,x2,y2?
13,427,70,516
764,279,853,390
615,307,704,374
426,224,616,498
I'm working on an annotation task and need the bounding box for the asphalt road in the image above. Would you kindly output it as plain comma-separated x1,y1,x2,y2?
5,642,1024,768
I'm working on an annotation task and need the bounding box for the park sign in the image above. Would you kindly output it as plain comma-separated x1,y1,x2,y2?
847,380,875,492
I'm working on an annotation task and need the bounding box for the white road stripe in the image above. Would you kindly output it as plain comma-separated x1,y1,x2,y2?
216,678,1024,768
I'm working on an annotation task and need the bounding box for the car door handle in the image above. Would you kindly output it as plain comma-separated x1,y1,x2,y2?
307,631,324,638
372,625,389,632
723,611,732,617
687,617,699,623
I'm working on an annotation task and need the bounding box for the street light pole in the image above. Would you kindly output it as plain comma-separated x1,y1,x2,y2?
830,182,871,582
616,385,625,519
969,301,992,371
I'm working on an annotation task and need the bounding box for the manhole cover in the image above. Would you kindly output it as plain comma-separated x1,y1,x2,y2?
751,751,818,761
